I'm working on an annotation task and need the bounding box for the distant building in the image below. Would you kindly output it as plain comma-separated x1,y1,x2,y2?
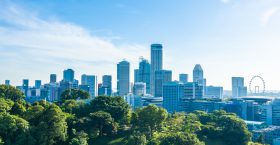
135,58,151,94
253,126,280,145
232,77,247,98
35,80,41,89
154,70,172,97
206,86,223,98
150,44,163,96
183,82,203,99
260,98,280,126
63,69,74,82
124,94,143,110
5,80,10,85
134,69,139,83
193,64,206,95
81,74,97,97
133,82,146,96
101,75,112,96
50,74,57,83
22,79,29,96
179,74,188,83
163,81,184,113
117,60,130,96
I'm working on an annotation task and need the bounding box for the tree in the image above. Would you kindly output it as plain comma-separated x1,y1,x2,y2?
11,101,26,116
132,105,168,138
89,111,116,137
256,134,265,144
0,98,14,113
0,137,3,145
0,85,25,101
0,113,30,145
60,89,90,102
90,96,130,124
158,132,204,145
69,130,88,145
35,104,68,145
127,132,147,145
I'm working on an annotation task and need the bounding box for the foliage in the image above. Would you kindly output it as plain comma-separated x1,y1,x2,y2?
69,130,88,145
0,98,14,113
90,96,130,124
0,85,25,101
60,89,90,102
157,132,204,145
127,132,147,145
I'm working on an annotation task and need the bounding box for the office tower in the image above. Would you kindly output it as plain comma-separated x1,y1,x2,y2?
102,75,112,96
81,74,97,97
50,74,57,83
135,58,151,94
150,44,163,96
163,81,184,113
35,80,42,89
179,74,188,83
193,64,203,82
117,60,130,96
22,79,29,96
154,70,172,97
183,82,203,99
133,82,146,96
206,86,223,98
260,98,280,126
63,69,74,82
134,69,139,83
232,77,247,98
5,80,10,85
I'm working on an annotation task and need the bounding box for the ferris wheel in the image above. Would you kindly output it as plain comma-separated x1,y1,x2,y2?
249,75,266,95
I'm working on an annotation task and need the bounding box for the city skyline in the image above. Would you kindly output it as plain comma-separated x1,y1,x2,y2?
1,0,280,90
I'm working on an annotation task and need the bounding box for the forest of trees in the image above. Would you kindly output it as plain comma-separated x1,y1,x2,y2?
0,85,261,145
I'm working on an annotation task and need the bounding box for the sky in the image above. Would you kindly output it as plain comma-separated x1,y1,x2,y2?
1,0,280,90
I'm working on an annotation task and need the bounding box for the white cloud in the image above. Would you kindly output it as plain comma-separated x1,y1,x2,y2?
261,7,280,26
0,2,148,87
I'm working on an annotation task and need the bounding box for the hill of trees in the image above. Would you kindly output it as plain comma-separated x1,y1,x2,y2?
0,85,261,145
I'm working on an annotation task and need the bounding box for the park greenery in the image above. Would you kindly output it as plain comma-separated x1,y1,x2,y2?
0,84,262,145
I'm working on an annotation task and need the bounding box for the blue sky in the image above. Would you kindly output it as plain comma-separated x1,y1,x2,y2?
1,0,280,90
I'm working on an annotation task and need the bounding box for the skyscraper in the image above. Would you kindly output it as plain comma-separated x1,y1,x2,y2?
117,60,130,96
81,74,97,97
154,70,172,97
179,74,188,83
22,79,29,96
102,75,112,96
135,58,151,94
5,80,10,85
163,81,184,113
63,69,74,82
193,64,206,96
133,82,146,96
232,77,247,98
150,44,163,96
50,74,57,83
35,80,42,89
193,64,203,82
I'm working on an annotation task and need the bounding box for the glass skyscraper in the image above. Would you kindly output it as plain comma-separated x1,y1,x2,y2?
50,74,57,83
150,44,163,96
135,58,151,94
117,60,130,96
81,74,97,97
232,77,247,98
179,73,188,83
163,81,184,113
63,69,74,82
154,69,172,97
35,80,42,89
193,64,203,82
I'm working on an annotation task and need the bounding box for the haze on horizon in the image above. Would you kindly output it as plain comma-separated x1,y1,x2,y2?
1,0,280,90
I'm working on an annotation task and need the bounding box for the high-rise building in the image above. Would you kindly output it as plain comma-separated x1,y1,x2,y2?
102,75,112,96
183,82,203,99
206,86,223,98
134,58,151,94
63,69,74,82
193,64,203,82
133,82,146,96
134,69,139,83
117,60,130,96
154,70,172,97
5,80,10,85
150,44,163,96
81,74,97,97
179,74,188,83
232,77,247,98
50,74,57,83
193,64,206,96
163,81,184,113
35,80,42,89
22,79,29,96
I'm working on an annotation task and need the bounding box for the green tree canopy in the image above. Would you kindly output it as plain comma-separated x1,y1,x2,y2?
158,132,204,145
0,85,25,101
89,111,116,137
60,89,90,102
90,96,130,124
0,98,14,113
